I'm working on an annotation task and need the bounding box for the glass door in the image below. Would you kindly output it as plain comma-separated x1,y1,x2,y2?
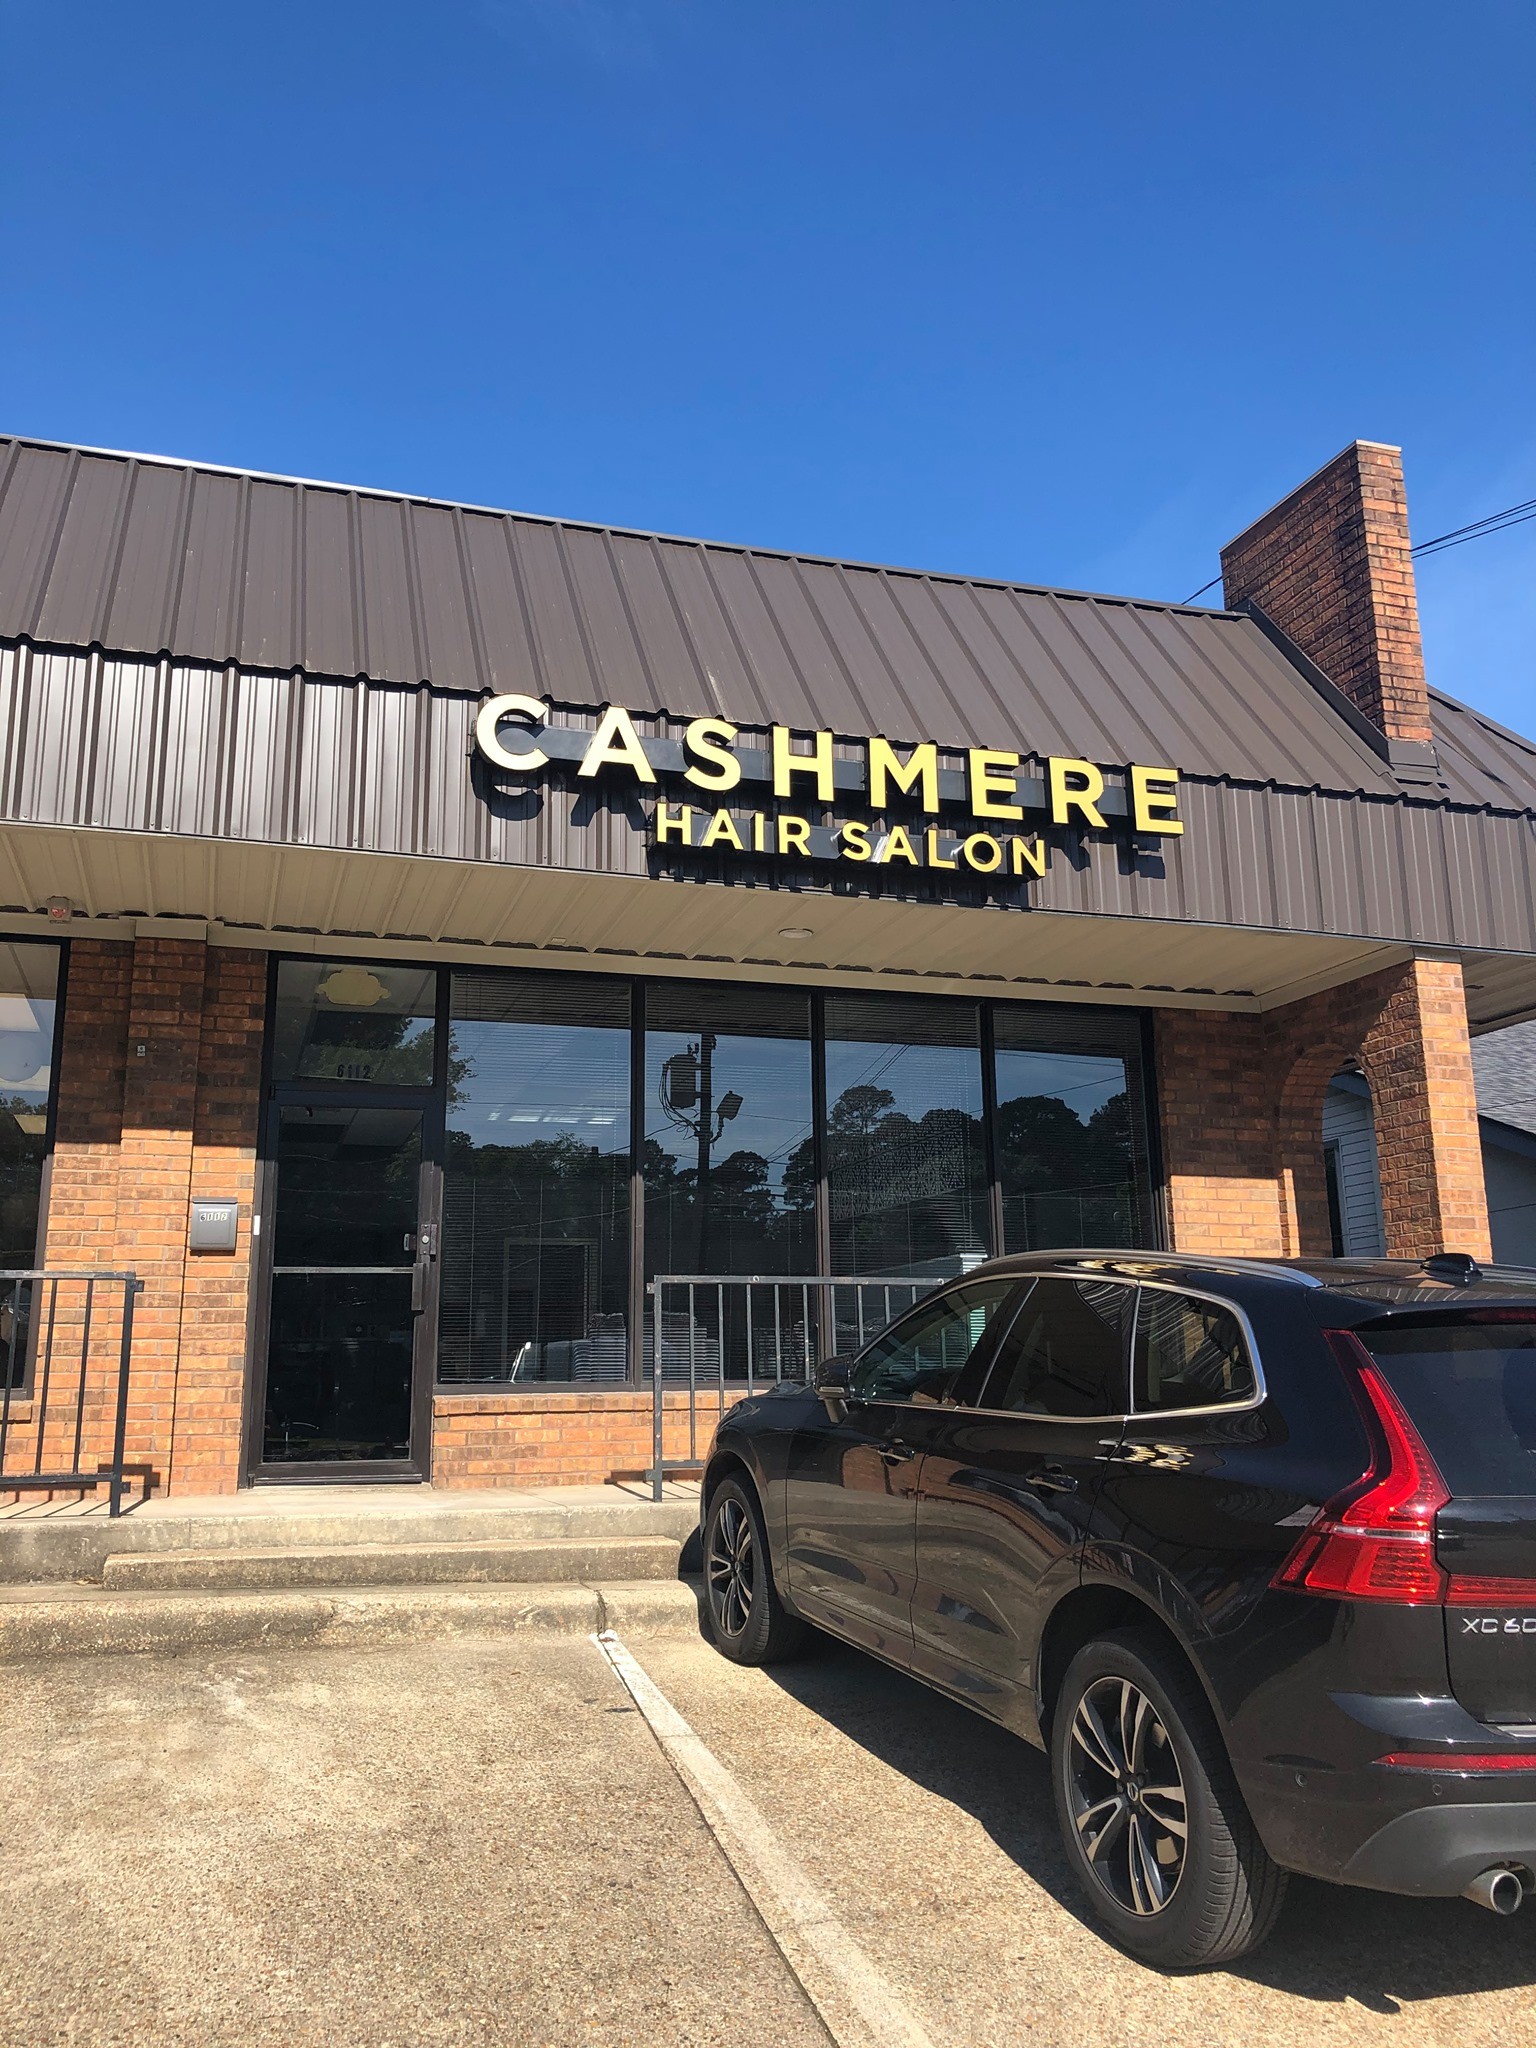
256,1097,439,1476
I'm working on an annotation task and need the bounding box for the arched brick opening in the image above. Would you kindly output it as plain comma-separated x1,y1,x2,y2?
1275,1035,1363,1255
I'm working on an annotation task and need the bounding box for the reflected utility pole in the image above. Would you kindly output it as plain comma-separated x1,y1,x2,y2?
661,1031,743,1271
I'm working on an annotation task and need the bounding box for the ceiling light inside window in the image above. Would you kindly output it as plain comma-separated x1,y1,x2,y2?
777,927,814,941
316,966,390,1009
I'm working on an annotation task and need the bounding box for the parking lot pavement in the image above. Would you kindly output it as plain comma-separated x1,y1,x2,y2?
6,1624,1536,2048
0,1636,829,2048
636,1628,1536,2048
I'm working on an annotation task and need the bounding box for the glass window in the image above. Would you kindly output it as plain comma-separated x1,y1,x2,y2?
850,1278,1017,1404
1359,1317,1536,1495
1134,1290,1255,1412
0,943,58,1272
981,1277,1131,1416
439,971,631,1385
824,994,988,1278
993,1005,1153,1252
644,983,814,1278
272,959,436,1086
270,1104,422,1268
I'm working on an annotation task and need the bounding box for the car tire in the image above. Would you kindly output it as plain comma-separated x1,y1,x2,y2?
1050,1626,1286,1970
702,1476,808,1665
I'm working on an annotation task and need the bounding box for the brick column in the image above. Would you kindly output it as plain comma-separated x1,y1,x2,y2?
169,947,267,1493
1154,1010,1290,1254
1359,959,1491,1262
115,938,209,1488
1156,956,1491,1264
40,936,268,1496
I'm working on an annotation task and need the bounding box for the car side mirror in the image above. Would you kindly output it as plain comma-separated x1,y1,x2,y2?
814,1355,855,1423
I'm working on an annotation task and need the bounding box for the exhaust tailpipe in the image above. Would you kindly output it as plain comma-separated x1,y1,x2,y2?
1464,1867,1525,1916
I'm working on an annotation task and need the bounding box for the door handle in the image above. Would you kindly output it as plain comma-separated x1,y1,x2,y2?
1026,1464,1078,1495
879,1440,917,1466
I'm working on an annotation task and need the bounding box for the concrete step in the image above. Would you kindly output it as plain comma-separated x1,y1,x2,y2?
0,1576,703,1661
101,1534,684,1593
0,1486,700,1585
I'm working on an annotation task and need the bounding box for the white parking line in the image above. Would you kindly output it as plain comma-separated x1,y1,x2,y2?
594,1630,936,2048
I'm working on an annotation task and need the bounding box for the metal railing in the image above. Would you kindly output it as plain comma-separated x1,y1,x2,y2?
646,1272,938,1500
0,1271,143,1516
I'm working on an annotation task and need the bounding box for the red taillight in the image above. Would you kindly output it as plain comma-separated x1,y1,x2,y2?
1378,1752,1536,1774
1273,1331,1451,1604
1448,1576,1536,1607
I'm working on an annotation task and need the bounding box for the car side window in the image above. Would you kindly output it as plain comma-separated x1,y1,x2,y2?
1134,1290,1255,1411
978,1278,1131,1417
849,1280,1018,1405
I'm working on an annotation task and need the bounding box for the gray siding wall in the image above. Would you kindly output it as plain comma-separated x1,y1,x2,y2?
1484,1130,1536,1267
1323,1079,1387,1257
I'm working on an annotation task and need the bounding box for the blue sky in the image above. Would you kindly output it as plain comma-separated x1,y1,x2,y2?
2,1,1530,726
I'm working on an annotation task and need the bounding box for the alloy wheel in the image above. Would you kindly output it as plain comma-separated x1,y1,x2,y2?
707,1496,754,1639
1067,1675,1189,1916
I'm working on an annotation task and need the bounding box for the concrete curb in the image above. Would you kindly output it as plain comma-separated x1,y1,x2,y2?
0,1576,705,1662
100,1535,684,1593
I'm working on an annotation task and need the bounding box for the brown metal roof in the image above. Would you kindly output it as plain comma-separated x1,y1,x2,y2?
1430,689,1536,810
0,434,1416,796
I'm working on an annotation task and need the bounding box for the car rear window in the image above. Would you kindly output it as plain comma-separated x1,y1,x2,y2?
1357,1315,1536,1496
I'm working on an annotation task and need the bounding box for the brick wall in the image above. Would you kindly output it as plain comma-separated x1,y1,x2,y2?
20,936,267,1501
1220,441,1432,745
433,1388,710,1489
1158,956,1491,1261
169,947,267,1494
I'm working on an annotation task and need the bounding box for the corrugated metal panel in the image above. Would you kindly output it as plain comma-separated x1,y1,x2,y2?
0,435,1420,794
1432,688,1536,810
0,643,1526,959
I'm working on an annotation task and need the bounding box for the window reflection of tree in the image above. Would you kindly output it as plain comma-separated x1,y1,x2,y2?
997,1086,1142,1249
645,1135,813,1277
786,1084,988,1273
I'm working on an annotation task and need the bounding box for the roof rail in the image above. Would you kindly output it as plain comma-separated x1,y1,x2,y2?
1026,1248,1326,1290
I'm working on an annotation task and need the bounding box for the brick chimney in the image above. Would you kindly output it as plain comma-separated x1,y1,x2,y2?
1221,441,1434,749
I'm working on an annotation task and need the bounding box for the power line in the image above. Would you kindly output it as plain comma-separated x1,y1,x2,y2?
1177,492,1535,606
1414,498,1536,558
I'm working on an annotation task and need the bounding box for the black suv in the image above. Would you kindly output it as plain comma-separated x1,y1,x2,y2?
697,1251,1536,1968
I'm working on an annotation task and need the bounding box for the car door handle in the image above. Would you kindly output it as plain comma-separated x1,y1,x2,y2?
1026,1464,1078,1494
880,1440,918,1466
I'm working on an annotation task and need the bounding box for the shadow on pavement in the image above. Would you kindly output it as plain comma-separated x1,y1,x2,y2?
759,1633,1536,2005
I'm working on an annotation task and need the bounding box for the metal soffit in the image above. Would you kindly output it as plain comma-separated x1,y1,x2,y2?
0,820,1428,1013
0,434,1427,797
